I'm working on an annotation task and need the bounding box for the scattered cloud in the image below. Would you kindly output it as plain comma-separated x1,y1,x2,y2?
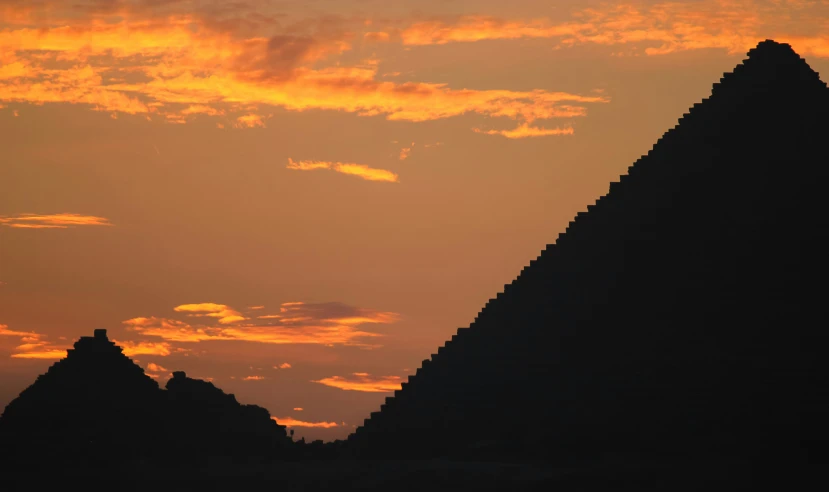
274,416,339,428
243,375,265,381
473,123,575,138
274,362,292,369
248,306,265,310
312,372,403,393
293,407,304,411
287,158,399,183
124,301,399,348
396,2,829,59
0,5,607,132
115,340,174,357
0,324,67,359
174,303,246,324
0,213,113,229
399,143,413,160
235,113,268,128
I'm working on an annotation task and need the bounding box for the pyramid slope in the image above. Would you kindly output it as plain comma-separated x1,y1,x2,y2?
347,40,829,462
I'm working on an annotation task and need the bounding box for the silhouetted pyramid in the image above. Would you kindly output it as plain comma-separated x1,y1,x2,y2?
347,40,829,464
165,371,292,458
0,330,293,464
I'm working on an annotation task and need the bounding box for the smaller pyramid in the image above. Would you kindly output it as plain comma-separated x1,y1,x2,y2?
0,330,294,465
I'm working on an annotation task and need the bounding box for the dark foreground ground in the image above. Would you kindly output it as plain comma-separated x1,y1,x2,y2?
3,457,826,491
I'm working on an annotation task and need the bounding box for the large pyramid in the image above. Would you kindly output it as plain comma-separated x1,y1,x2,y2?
347,40,829,463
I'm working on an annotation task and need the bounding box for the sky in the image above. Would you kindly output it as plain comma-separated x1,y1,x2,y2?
1,0,828,441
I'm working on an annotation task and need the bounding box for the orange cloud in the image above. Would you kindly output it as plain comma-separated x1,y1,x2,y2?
293,407,304,411
124,301,398,347
0,8,606,131
115,340,173,357
399,144,413,160
146,362,168,372
396,2,829,59
0,324,68,359
174,303,246,324
274,362,292,369
287,158,399,183
312,372,403,393
273,416,339,428
235,113,267,128
0,213,113,229
243,375,265,381
473,123,575,139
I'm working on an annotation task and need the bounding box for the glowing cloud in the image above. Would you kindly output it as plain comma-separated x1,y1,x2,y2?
287,158,399,183
396,2,829,59
0,213,113,229
473,123,575,139
116,340,173,357
312,372,403,393
0,7,607,131
274,363,292,369
174,303,246,324
243,375,265,381
273,416,339,428
0,324,68,359
124,301,398,348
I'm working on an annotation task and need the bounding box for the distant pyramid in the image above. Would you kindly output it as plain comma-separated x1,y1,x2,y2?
0,330,293,464
348,40,829,464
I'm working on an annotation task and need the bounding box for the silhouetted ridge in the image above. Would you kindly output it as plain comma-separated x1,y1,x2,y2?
0,330,293,464
347,40,829,465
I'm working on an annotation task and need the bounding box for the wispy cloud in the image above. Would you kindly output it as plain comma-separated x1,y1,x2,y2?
124,301,399,348
395,1,829,59
0,213,113,229
399,143,413,160
473,123,575,139
243,375,265,381
115,340,174,357
312,372,402,393
274,362,292,369
273,416,339,428
0,5,607,132
287,158,399,183
0,324,67,359
174,303,246,325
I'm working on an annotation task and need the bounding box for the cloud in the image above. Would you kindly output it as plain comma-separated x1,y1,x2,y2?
293,407,303,411
274,362,292,369
115,340,173,357
287,158,399,183
473,123,575,138
395,1,829,59
0,213,113,229
174,303,246,324
234,113,267,128
0,324,67,359
273,416,339,428
399,143,413,160
312,372,403,393
243,375,265,381
124,301,399,348
0,6,607,131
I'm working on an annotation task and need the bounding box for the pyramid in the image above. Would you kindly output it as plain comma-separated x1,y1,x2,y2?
347,40,829,463
0,330,293,465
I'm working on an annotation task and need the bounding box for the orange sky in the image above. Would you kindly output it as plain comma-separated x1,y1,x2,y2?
1,0,828,441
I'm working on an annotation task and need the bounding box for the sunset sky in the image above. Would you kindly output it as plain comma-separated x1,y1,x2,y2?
1,0,828,441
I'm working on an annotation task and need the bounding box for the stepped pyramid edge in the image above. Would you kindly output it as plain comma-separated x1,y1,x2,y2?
346,39,829,462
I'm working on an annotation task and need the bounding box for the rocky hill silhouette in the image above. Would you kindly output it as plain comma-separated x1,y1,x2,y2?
347,40,829,466
0,329,294,465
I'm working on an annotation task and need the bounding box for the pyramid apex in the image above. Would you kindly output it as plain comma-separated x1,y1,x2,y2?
93,328,107,340
746,39,798,60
